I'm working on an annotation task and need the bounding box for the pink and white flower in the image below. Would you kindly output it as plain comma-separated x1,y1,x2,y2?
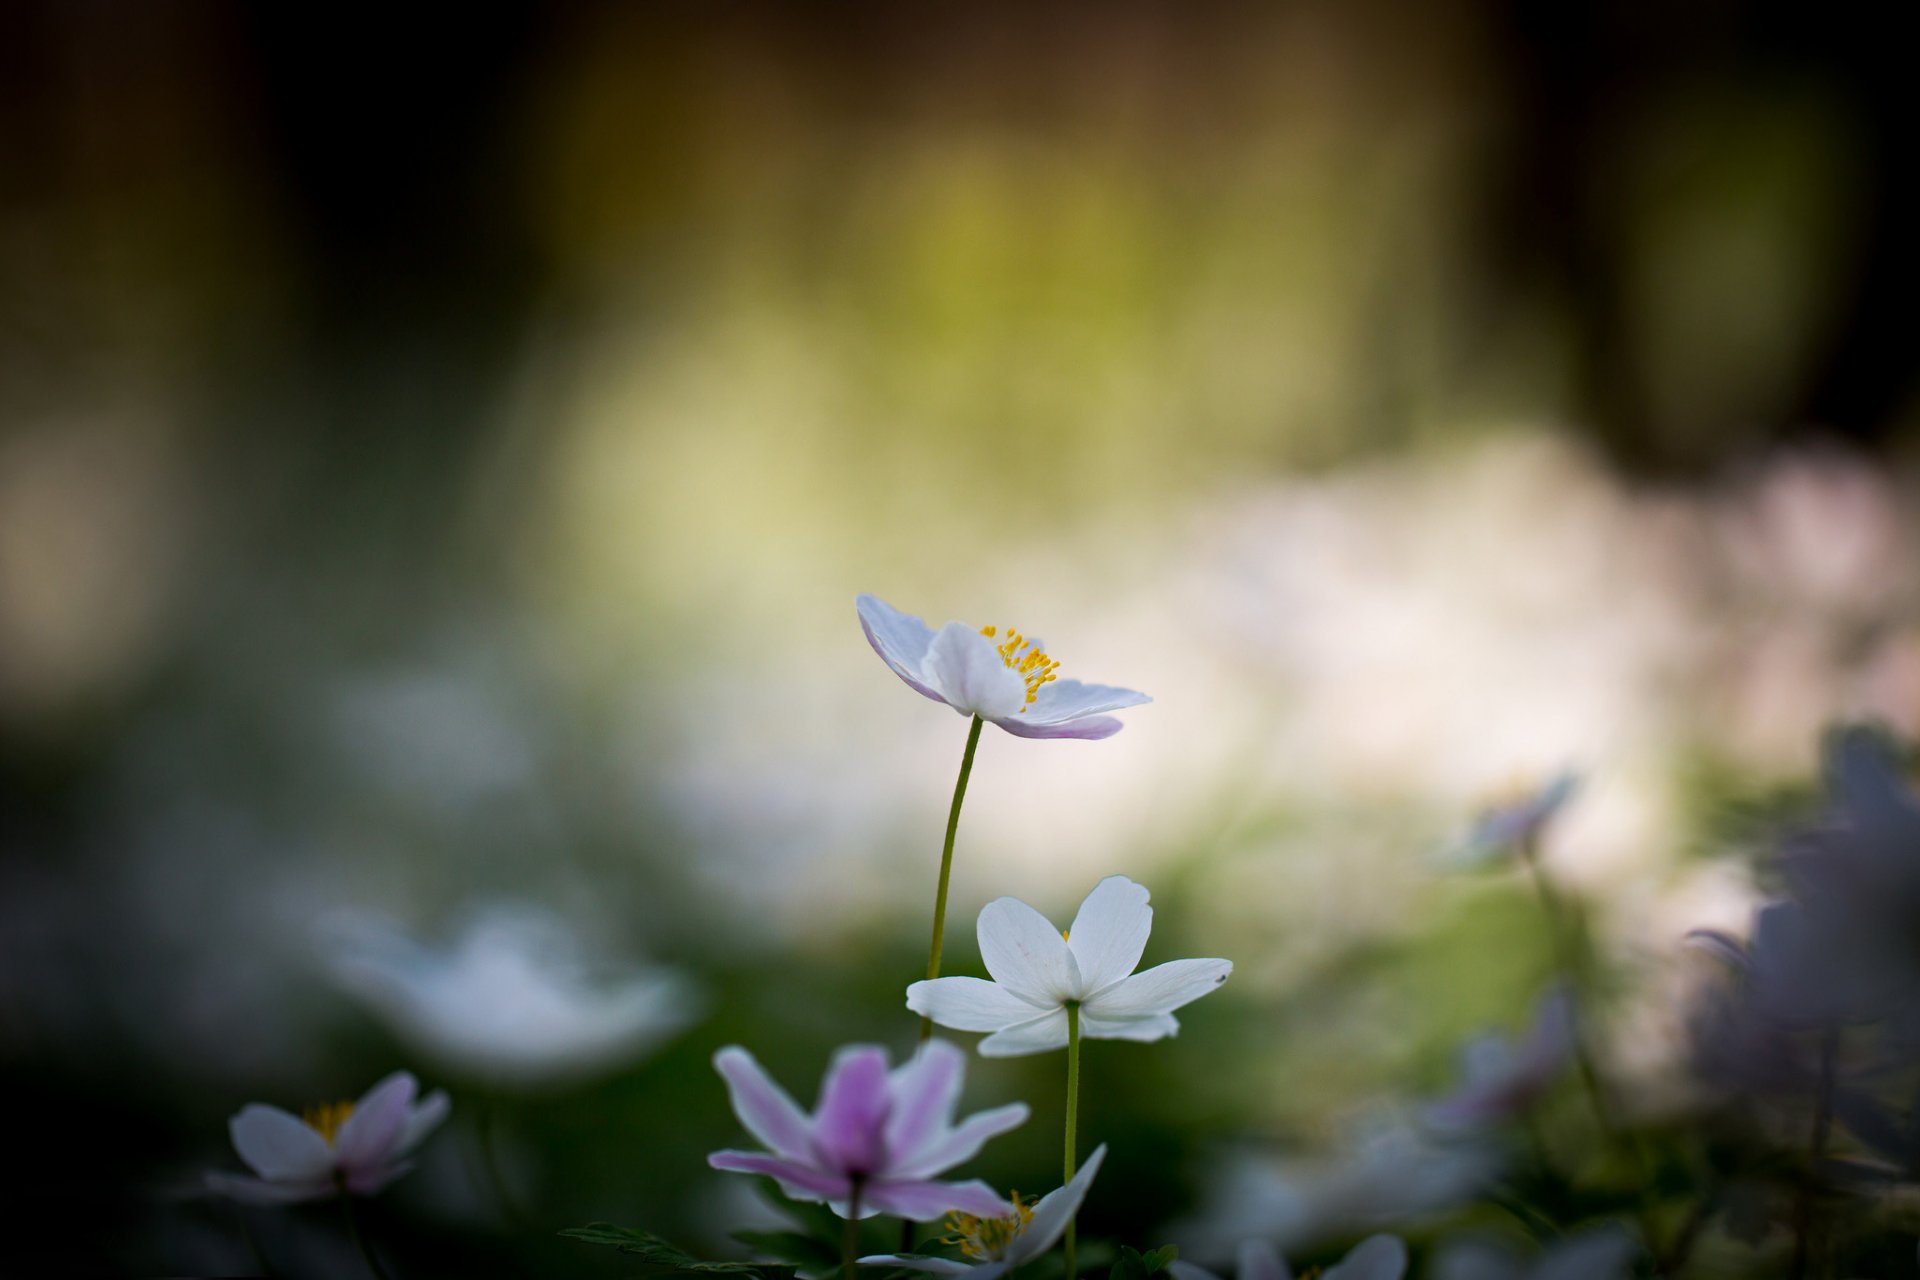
859,1145,1109,1279
857,595,1150,740
708,1039,1027,1220
208,1071,450,1203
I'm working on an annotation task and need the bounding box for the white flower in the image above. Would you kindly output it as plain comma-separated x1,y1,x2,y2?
322,905,699,1089
859,1145,1108,1278
907,876,1230,1055
858,595,1150,740
1172,1236,1408,1280
208,1071,449,1203
1432,1228,1637,1280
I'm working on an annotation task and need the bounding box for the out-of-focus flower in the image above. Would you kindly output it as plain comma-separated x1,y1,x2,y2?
1445,773,1579,868
208,1071,449,1203
907,875,1231,1056
859,1144,1108,1278
1426,988,1576,1131
1171,1235,1408,1280
322,905,700,1090
1431,1227,1637,1280
858,595,1150,740
709,1039,1026,1220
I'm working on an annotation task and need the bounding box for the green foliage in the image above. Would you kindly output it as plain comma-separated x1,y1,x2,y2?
559,1224,801,1278
1109,1244,1180,1280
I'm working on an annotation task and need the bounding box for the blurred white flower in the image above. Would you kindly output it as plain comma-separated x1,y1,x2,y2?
860,1144,1108,1276
859,594,1150,740
907,875,1231,1056
1432,1227,1637,1280
322,905,699,1089
1425,988,1576,1132
1171,1235,1408,1280
208,1070,448,1203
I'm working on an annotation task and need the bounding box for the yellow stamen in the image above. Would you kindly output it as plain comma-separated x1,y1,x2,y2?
977,624,1061,712
303,1100,355,1146
942,1194,1036,1261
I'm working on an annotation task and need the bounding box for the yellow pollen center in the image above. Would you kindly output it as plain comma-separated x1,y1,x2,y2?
303,1100,355,1146
942,1194,1036,1261
977,626,1060,712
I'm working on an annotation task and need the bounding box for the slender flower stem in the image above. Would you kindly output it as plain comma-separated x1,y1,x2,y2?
1063,1002,1082,1280
844,1181,864,1280
1791,1031,1840,1280
339,1193,393,1280
919,715,984,1043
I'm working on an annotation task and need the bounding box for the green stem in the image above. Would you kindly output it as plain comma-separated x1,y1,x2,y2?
1791,1032,1839,1280
1064,1002,1082,1280
919,715,984,1042
339,1192,393,1280
844,1181,864,1280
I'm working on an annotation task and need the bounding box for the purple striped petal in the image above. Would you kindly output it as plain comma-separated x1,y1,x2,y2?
884,1041,964,1168
863,1176,1012,1221
892,1102,1029,1179
813,1045,891,1174
715,1046,815,1160
709,1150,850,1199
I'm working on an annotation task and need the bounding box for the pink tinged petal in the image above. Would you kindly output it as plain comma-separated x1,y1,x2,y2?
709,1150,850,1199
343,1158,413,1196
1066,876,1153,996
925,624,1027,720
884,1040,965,1167
857,595,947,704
1327,1235,1408,1280
978,1008,1071,1057
206,1170,335,1204
813,1045,892,1174
1238,1241,1293,1280
1084,958,1231,1019
863,1176,1012,1222
1169,1264,1225,1280
229,1105,335,1182
906,977,1046,1032
1011,1144,1107,1265
334,1072,418,1175
892,1103,1030,1180
1078,1011,1181,1043
857,1255,978,1276
991,715,1124,740
977,897,1082,1003
396,1089,451,1158
1022,680,1151,726
715,1046,815,1160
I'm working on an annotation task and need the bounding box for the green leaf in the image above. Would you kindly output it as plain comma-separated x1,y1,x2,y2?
731,1230,842,1270
1109,1245,1180,1280
560,1224,801,1278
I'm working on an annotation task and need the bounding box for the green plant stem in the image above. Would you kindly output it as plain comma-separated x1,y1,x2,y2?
845,1181,864,1280
339,1193,393,1280
919,715,984,1043
1064,1002,1082,1280
1790,1032,1839,1280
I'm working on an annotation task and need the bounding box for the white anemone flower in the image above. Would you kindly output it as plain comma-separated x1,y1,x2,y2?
1172,1236,1409,1280
208,1071,449,1203
322,905,699,1089
859,1144,1108,1278
858,595,1150,740
907,876,1231,1055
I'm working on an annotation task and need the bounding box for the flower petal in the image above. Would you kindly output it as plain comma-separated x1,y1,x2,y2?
1328,1235,1407,1280
335,1072,418,1175
857,595,947,704
206,1169,335,1204
1066,876,1153,996
709,1150,850,1199
992,714,1125,741
906,977,1046,1032
715,1046,816,1161
978,1008,1071,1057
228,1105,335,1183
1170,1264,1225,1280
396,1089,451,1158
885,1040,965,1167
1078,1011,1181,1043
857,1255,981,1276
1238,1241,1293,1280
1011,1144,1107,1265
925,624,1027,721
892,1102,1029,1180
1023,680,1151,725
864,1176,1012,1221
977,897,1081,1004
813,1045,891,1174
1085,958,1231,1019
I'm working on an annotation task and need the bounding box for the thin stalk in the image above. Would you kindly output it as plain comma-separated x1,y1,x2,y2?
1791,1032,1840,1280
1064,1002,1082,1280
339,1192,393,1280
919,715,984,1042
232,1202,275,1278
844,1181,864,1280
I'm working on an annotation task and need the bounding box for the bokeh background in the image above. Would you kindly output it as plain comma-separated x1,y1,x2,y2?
2,3,1916,1275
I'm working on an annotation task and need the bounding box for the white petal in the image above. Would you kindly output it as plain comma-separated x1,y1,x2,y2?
336,1072,418,1173
206,1170,335,1204
1023,680,1151,725
228,1105,334,1183
1238,1241,1293,1280
1327,1235,1408,1280
924,624,1027,721
396,1089,451,1157
858,1256,980,1276
857,595,947,704
1010,1144,1107,1264
1170,1264,1225,1280
1078,1011,1181,1043
1084,958,1230,1019
906,977,1046,1032
978,1008,1071,1057
977,897,1082,1004
1066,876,1153,996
